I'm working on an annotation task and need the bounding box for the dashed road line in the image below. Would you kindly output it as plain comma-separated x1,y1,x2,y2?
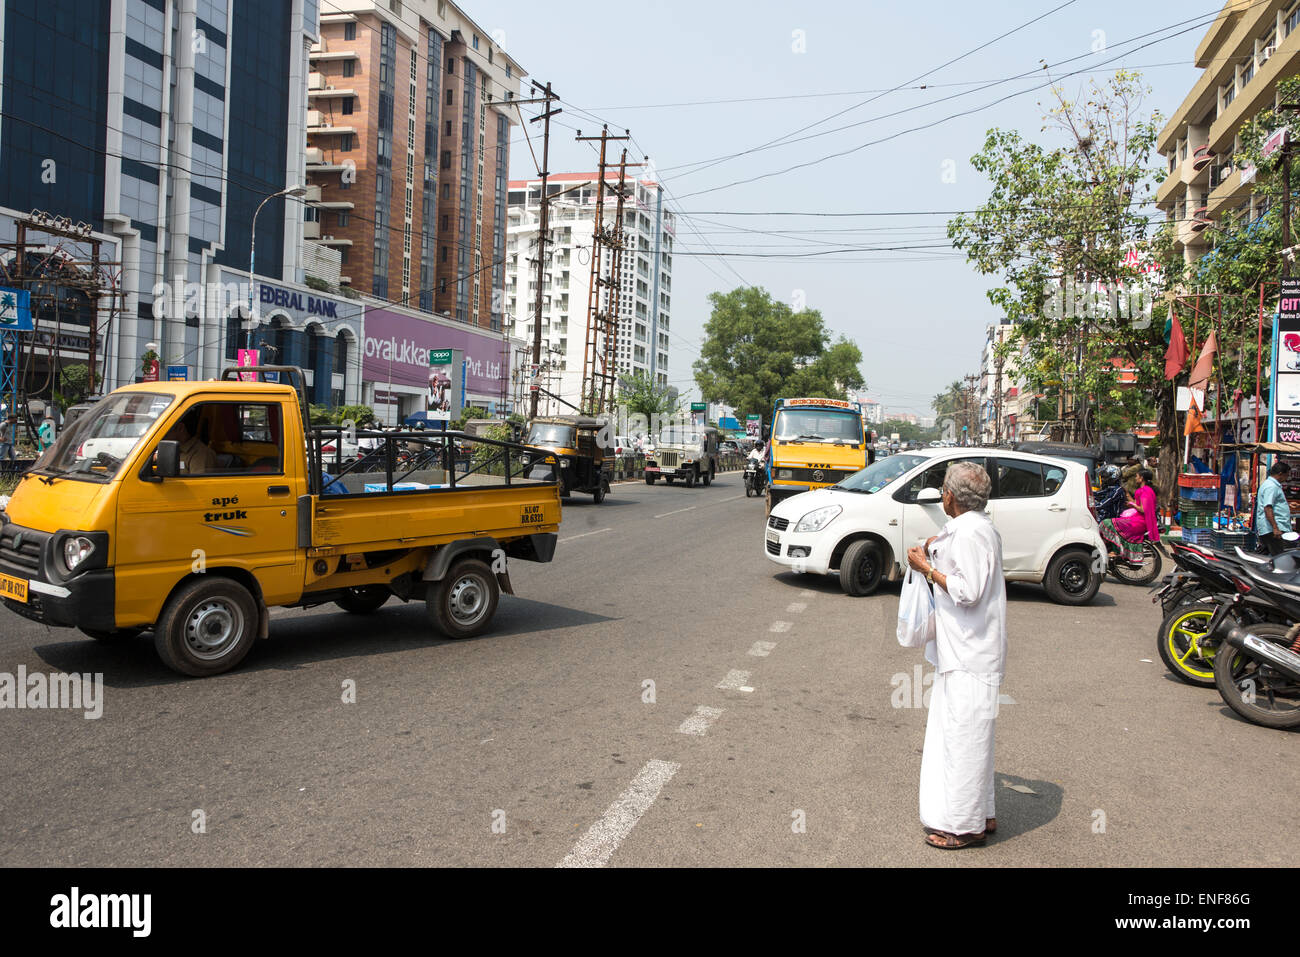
786,602,808,614
654,505,698,519
716,669,753,692
557,759,680,868
769,621,791,633
559,528,613,544
677,706,724,736
799,589,816,598
748,640,777,657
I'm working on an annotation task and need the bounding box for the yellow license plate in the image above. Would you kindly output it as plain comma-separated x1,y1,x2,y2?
0,572,28,603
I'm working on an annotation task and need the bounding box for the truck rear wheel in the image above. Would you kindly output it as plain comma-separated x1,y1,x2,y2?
427,558,499,640
335,585,390,615
154,577,259,677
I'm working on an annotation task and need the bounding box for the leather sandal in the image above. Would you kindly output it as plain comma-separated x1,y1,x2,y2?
986,817,996,834
925,830,987,850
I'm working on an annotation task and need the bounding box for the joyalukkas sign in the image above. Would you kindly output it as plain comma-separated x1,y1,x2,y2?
361,306,506,396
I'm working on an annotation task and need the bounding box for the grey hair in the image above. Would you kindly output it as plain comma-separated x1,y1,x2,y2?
943,460,992,512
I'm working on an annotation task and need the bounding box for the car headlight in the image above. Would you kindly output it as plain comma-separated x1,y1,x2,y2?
63,536,95,571
794,505,841,533
777,469,793,480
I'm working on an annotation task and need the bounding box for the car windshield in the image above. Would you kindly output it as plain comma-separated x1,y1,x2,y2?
659,428,702,446
527,424,576,447
831,453,926,493
34,392,175,482
774,410,862,443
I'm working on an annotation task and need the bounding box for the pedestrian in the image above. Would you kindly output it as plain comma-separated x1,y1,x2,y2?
0,414,16,462
906,460,1007,850
1121,456,1144,495
1255,460,1293,556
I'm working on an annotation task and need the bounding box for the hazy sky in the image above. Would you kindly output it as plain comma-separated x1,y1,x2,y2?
482,0,1205,416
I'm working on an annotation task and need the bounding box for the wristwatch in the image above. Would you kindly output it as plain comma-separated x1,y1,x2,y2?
926,566,935,585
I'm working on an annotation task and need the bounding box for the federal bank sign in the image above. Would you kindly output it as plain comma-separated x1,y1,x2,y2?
260,284,338,319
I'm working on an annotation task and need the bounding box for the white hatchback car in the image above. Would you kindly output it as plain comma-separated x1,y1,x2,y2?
763,448,1106,605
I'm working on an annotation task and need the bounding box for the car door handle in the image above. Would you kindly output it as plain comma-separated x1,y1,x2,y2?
268,485,291,496
1048,504,1067,511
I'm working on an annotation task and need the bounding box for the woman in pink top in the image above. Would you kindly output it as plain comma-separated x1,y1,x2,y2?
1099,468,1159,562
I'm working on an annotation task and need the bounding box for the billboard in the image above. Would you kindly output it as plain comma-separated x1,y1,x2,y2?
428,348,464,422
746,414,762,437
362,307,506,397
1274,278,1300,443
0,287,33,331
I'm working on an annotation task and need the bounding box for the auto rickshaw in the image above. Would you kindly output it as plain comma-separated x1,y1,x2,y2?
524,415,612,503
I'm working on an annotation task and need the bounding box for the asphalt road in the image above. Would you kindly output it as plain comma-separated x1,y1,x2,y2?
1,473,1296,867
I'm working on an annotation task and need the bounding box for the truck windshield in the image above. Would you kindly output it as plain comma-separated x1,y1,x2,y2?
658,428,701,445
774,410,862,443
832,453,925,493
34,392,175,482
527,424,575,447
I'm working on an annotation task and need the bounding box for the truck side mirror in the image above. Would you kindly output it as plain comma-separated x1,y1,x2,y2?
148,440,181,480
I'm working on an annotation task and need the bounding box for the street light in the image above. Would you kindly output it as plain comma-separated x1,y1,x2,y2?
246,184,308,352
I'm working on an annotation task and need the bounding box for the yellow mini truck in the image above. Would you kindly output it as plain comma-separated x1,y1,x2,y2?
766,397,874,511
0,366,562,677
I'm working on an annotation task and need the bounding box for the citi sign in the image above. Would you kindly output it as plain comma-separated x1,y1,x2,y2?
260,285,338,318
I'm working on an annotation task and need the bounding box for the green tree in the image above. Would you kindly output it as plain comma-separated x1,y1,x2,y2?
617,370,678,420
879,418,940,443
931,380,964,418
693,286,864,420
947,70,1183,501
54,363,98,409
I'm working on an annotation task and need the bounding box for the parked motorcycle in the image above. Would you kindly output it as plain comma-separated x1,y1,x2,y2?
1153,541,1287,686
1205,552,1300,729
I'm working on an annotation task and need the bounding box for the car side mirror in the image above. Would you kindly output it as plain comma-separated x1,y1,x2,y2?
147,440,181,480
916,487,942,504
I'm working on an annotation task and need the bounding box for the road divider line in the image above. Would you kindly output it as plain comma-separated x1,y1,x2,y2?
748,640,777,657
557,759,680,868
716,669,753,692
786,602,808,614
654,505,698,519
769,621,791,633
559,528,613,543
677,706,724,736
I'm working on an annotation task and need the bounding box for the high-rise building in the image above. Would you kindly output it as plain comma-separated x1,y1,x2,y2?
1157,0,1300,263
505,172,673,413
0,0,351,396
305,0,522,329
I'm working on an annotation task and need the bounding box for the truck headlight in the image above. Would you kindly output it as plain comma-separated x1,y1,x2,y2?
795,505,841,533
63,536,95,571
559,458,569,468
777,469,793,480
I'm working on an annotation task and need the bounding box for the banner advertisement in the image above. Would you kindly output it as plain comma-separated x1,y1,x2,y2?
142,359,160,382
428,348,463,422
1274,278,1300,442
236,349,259,383
745,414,762,437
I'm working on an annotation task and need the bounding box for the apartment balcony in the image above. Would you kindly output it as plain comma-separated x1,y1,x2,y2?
1207,164,1249,219
315,235,354,247
313,200,355,211
1191,144,1215,173
308,86,357,100
303,220,320,240
308,40,358,62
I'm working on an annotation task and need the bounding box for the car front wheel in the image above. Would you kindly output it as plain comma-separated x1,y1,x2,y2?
1043,548,1101,605
839,539,884,596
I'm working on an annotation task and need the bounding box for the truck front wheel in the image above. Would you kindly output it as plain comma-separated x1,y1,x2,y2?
427,558,499,640
154,577,259,677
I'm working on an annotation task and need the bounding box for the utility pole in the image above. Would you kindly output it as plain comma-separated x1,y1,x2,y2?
526,81,561,421
575,126,638,417
994,348,1004,445
963,373,978,446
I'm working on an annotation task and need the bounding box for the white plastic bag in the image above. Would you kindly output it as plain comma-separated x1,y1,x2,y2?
896,568,936,649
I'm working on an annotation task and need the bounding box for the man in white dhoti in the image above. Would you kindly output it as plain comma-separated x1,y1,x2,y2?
906,461,1006,850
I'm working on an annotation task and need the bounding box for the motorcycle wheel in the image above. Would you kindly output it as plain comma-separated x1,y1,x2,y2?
1213,622,1300,729
1110,542,1162,586
1157,602,1219,687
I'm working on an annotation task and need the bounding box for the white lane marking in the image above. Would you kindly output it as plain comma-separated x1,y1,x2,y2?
559,528,612,544
677,706,724,736
557,759,680,868
748,640,777,657
786,602,807,614
654,505,698,519
769,621,792,633
716,669,753,692
712,494,744,504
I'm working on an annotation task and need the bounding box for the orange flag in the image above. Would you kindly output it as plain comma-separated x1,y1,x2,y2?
1184,403,1206,437
1187,330,1217,395
1165,312,1187,380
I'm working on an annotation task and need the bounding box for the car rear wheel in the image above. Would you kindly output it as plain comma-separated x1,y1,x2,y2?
154,577,259,677
1043,548,1101,605
839,539,884,596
